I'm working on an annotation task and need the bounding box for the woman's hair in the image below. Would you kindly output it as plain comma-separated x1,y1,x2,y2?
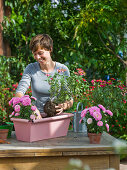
29,34,53,53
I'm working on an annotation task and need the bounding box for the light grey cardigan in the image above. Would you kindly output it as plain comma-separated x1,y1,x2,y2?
16,62,70,112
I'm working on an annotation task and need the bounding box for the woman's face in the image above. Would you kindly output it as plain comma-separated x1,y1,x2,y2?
33,48,51,65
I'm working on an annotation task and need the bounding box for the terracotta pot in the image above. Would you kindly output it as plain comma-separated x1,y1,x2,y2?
88,133,102,144
11,113,74,142
0,129,9,140
0,122,14,138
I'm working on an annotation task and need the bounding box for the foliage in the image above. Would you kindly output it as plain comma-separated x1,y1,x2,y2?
47,67,89,104
72,0,127,82
0,55,32,122
3,0,127,82
9,95,38,120
80,105,113,134
0,56,15,122
2,0,82,65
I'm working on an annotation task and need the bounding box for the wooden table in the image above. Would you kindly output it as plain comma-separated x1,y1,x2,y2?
0,131,125,170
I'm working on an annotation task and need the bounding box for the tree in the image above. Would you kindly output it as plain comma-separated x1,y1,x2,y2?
72,0,127,83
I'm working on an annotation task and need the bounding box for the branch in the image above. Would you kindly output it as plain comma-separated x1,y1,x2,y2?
97,30,127,68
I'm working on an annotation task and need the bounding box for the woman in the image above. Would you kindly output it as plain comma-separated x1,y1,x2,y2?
15,34,73,118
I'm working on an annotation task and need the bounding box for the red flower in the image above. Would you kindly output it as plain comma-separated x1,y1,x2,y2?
123,127,125,129
124,113,126,115
20,73,23,76
111,78,116,80
123,100,126,103
112,125,114,127
82,78,86,82
119,124,121,127
115,120,118,122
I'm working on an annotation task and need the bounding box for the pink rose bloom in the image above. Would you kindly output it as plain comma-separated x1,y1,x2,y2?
80,109,89,123
9,111,15,117
98,104,106,112
14,104,20,112
106,110,113,116
87,118,93,124
93,111,102,121
89,106,100,116
9,98,14,105
81,108,89,117
22,97,31,106
15,113,20,116
91,80,95,85
30,114,35,120
31,96,37,100
31,105,36,111
12,97,21,107
106,123,109,132
20,95,30,102
97,121,103,126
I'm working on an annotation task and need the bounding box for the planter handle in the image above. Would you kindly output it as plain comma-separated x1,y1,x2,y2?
73,102,87,134
76,102,83,112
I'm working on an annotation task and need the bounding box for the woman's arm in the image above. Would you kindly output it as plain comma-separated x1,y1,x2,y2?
15,92,24,98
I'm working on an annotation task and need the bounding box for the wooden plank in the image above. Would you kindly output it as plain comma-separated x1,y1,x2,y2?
63,150,114,156
35,152,62,156
109,155,120,170
0,155,110,170
0,146,115,158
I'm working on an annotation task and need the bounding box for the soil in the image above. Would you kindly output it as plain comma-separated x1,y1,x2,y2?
44,100,57,117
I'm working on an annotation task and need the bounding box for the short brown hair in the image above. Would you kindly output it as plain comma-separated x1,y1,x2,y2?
29,34,53,53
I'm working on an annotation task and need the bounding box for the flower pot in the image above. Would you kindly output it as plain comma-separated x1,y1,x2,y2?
0,129,9,140
88,133,102,144
11,113,74,142
0,122,14,138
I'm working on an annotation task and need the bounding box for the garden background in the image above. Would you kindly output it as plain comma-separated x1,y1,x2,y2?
0,0,127,143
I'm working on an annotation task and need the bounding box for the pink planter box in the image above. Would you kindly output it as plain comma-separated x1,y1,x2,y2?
11,113,74,142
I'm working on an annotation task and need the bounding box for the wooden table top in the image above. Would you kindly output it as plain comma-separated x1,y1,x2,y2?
0,131,126,157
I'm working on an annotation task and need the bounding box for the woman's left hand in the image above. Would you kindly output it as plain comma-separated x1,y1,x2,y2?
55,104,64,115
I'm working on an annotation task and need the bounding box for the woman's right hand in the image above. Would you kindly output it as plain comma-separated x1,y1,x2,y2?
33,108,42,119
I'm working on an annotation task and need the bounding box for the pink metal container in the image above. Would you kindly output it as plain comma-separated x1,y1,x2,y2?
11,113,73,142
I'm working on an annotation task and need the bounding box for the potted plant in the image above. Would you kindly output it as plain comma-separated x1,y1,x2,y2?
0,89,14,139
9,95,73,142
44,67,89,117
84,78,127,138
43,68,73,117
80,104,113,144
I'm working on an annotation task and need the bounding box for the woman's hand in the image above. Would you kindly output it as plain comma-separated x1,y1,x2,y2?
55,104,64,115
55,99,73,115
33,108,42,119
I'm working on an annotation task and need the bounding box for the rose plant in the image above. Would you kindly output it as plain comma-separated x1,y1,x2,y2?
9,95,39,121
80,104,113,134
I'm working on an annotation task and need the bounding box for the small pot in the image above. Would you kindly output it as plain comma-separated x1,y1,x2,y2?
0,129,9,140
88,133,102,144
